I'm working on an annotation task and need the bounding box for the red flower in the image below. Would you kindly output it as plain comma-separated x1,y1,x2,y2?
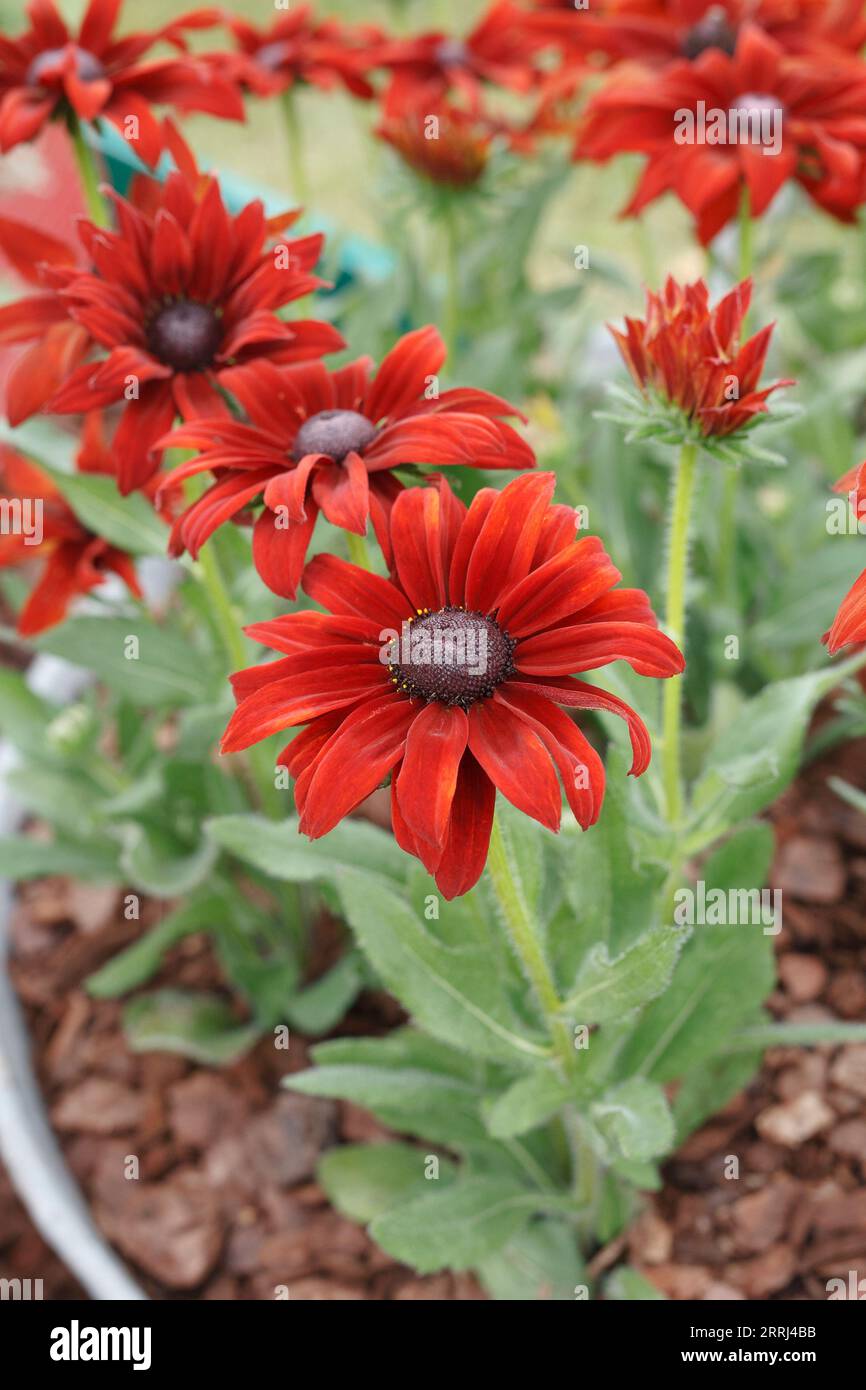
0,418,153,636
0,213,91,425
377,103,493,187
542,1,866,69
610,276,792,437
576,24,866,242
1,165,343,493
0,0,243,164
378,2,544,116
222,472,684,898
824,460,866,653
215,4,383,100
159,326,535,601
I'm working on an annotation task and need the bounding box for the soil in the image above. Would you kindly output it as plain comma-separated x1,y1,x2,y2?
2,736,865,1301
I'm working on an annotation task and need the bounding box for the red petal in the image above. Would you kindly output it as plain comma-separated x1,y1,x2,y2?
363,325,447,423
252,504,318,601
433,752,496,900
468,694,561,831
299,695,418,838
464,472,556,614
302,553,411,628
395,703,469,848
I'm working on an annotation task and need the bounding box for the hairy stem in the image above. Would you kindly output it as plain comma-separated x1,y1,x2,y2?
280,86,308,206
662,440,699,826
69,116,109,228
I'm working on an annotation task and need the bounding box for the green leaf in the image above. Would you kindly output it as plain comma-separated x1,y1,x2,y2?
690,667,843,837
722,1020,866,1051
120,823,218,898
334,867,548,1065
559,926,685,1025
591,1077,674,1162
477,1219,585,1301
0,669,53,755
614,824,776,1083
318,1143,455,1225
369,1177,533,1274
0,833,118,881
86,895,223,998
206,813,408,886
484,1068,571,1139
673,1049,762,1143
33,617,216,706
122,989,259,1064
286,1062,486,1145
605,1266,666,1301
551,747,668,973
284,953,364,1035
35,463,169,556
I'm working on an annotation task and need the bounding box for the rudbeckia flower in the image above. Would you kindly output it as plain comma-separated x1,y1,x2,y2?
222,472,684,898
0,0,243,163
0,419,157,636
541,0,866,70
214,4,383,100
610,275,792,437
0,213,91,426
1,165,343,493
158,327,535,600
377,2,545,116
824,460,866,653
576,23,866,242
377,104,493,187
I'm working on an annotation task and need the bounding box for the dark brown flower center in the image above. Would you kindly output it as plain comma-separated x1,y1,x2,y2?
146,301,222,372
27,45,106,87
681,7,737,59
389,607,516,709
292,409,377,462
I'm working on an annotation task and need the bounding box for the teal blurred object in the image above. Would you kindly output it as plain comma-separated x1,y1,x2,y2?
90,122,394,293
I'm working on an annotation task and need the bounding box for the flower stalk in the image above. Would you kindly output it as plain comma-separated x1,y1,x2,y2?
662,440,699,826
69,115,110,228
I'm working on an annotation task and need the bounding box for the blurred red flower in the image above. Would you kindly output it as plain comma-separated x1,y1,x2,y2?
159,326,535,601
377,103,493,186
535,0,866,69
0,162,343,493
377,1,544,116
214,3,383,100
222,472,683,898
0,418,155,636
610,275,792,437
0,0,242,164
825,461,866,653
576,23,866,242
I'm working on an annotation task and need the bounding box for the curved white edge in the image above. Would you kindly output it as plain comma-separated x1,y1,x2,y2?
0,650,149,1300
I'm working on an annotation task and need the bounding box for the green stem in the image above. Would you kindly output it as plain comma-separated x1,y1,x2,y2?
346,529,373,571
717,183,754,616
486,813,599,1223
486,813,576,1080
661,441,699,827
280,86,308,206
196,538,281,818
69,115,109,228
442,202,460,361
197,540,247,672
737,181,754,289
